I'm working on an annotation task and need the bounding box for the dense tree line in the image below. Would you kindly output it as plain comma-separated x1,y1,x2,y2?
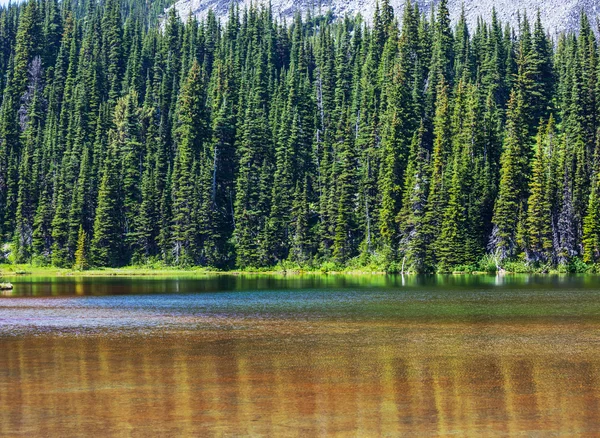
1,0,600,272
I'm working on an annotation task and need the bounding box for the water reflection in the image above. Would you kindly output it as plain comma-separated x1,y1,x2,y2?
1,322,599,436
2,276,600,435
5,273,600,298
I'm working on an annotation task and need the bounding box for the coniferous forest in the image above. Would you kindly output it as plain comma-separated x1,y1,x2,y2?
1,0,600,273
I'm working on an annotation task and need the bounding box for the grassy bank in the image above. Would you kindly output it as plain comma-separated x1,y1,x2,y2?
0,264,393,278
1,255,597,278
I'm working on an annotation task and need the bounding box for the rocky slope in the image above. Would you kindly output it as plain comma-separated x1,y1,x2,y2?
171,0,599,35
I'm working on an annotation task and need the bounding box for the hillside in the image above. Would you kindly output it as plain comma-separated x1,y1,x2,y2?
171,0,598,35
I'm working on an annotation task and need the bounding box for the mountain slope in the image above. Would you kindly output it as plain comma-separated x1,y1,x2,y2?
171,0,598,35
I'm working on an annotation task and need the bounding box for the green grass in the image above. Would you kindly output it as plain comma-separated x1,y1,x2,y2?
0,254,597,278
0,263,391,278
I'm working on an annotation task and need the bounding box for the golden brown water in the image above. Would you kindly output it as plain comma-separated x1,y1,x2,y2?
1,275,600,436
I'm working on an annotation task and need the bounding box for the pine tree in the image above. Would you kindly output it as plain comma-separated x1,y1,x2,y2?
557,166,578,264
32,182,53,262
90,137,123,267
491,89,530,261
102,0,124,103
171,60,207,265
398,123,430,272
332,109,358,264
583,176,600,264
423,79,451,267
262,104,296,264
90,97,130,267
527,12,554,126
13,55,45,263
436,80,477,270
0,0,42,239
119,90,143,260
379,58,412,263
424,0,454,137
429,0,454,87
234,47,272,268
67,147,92,260
131,82,161,262
204,61,238,268
526,121,553,263
51,175,72,267
289,178,312,264
73,226,89,270
0,0,599,273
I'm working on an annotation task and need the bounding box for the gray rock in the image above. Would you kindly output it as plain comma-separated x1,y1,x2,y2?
169,0,598,36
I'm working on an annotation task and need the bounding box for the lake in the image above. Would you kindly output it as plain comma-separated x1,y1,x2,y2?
1,274,600,436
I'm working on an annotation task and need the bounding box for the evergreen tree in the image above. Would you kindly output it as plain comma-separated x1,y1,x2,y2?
491,89,530,260
0,0,598,273
234,47,272,268
171,60,207,265
526,120,553,263
423,79,451,267
332,109,358,264
437,80,484,270
90,98,129,267
73,225,89,270
583,176,600,264
398,123,430,272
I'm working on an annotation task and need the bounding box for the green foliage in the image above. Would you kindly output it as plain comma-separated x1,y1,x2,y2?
478,255,500,274
0,0,599,273
171,61,207,265
526,119,554,262
502,259,533,274
583,177,600,263
557,257,590,274
73,226,88,271
491,89,530,260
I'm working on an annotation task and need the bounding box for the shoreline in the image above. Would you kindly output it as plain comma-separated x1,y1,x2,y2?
0,264,592,278
2,265,389,277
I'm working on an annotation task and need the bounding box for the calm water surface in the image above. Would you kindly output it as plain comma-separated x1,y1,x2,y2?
1,274,600,436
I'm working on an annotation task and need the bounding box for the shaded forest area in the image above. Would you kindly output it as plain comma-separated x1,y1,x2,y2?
1,0,599,272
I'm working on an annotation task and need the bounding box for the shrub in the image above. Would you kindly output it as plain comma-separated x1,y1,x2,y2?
502,259,530,273
319,261,337,273
478,254,499,273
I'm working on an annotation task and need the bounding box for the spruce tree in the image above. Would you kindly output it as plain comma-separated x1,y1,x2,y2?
90,98,129,267
0,0,599,273
583,177,600,264
234,48,272,268
398,123,430,273
73,226,89,270
423,79,451,267
526,121,553,263
491,89,530,260
437,80,481,270
171,60,207,265
332,108,358,264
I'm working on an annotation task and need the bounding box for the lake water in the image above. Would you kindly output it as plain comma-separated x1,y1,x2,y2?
1,274,600,436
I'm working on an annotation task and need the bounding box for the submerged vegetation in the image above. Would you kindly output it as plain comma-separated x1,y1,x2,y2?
1,0,600,273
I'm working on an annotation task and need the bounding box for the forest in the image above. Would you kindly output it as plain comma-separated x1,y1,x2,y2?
0,0,599,273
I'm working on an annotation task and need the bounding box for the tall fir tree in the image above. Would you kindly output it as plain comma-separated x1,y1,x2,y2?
491,89,530,261
171,60,208,265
